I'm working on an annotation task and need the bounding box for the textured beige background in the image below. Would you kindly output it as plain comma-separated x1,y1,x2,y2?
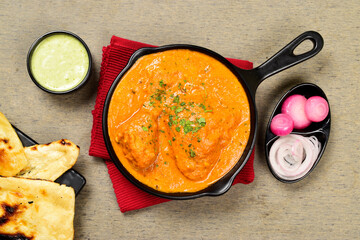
1,1,359,239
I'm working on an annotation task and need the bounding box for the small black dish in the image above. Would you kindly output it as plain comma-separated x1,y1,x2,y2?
26,30,92,94
265,83,331,183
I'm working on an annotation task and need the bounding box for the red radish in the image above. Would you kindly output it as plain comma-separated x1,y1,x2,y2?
305,96,329,122
270,113,294,136
281,94,311,129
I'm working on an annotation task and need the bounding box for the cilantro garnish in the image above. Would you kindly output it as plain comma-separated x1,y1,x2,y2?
197,118,206,127
175,107,184,114
179,119,186,126
173,95,180,103
189,149,196,158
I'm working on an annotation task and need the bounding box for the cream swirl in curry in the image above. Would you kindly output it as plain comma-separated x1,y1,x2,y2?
108,49,250,192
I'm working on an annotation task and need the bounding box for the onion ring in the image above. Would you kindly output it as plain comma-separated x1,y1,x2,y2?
269,134,321,180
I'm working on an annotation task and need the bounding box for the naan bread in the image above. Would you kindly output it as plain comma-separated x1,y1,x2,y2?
0,112,27,177
0,177,75,240
17,139,79,181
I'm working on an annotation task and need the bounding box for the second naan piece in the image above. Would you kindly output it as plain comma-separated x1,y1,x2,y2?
17,139,79,181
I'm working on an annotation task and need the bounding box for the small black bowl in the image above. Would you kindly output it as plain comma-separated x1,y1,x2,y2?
265,83,331,183
26,30,92,94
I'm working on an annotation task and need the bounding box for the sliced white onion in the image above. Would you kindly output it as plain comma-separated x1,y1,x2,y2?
269,134,321,180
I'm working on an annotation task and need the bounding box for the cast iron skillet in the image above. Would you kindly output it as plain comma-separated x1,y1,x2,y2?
103,31,324,200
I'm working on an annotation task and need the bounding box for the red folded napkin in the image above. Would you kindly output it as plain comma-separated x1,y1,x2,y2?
89,36,255,213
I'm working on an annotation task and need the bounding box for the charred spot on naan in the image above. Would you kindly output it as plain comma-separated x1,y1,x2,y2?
0,202,35,240
0,203,20,226
0,202,34,240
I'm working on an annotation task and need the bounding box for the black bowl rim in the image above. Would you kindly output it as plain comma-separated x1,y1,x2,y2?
264,82,331,183
26,30,92,94
102,44,257,200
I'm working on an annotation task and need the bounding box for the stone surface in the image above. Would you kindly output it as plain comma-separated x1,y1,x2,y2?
0,1,359,239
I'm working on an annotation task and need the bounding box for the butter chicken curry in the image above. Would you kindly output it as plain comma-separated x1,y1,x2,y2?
108,49,250,193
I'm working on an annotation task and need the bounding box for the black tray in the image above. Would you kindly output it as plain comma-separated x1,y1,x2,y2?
13,126,86,196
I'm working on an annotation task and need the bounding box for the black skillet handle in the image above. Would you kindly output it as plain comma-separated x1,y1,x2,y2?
239,31,324,96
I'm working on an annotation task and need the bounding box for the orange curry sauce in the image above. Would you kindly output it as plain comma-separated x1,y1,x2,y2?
108,49,250,193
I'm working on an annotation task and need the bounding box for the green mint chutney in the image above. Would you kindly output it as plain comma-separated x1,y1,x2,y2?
30,33,89,92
